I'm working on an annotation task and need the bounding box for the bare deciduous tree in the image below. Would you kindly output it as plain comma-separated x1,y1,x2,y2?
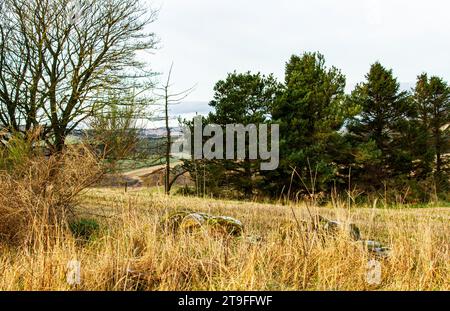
0,0,158,151
153,64,195,194
88,90,143,171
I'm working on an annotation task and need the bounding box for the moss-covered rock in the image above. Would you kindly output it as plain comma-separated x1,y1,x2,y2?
161,210,194,232
205,216,244,237
180,213,207,232
162,210,244,237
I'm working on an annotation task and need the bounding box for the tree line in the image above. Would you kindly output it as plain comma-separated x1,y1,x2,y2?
181,52,449,203
1,1,448,203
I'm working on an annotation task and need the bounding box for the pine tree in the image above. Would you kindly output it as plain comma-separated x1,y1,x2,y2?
413,73,450,192
184,72,281,198
346,62,414,189
271,52,349,197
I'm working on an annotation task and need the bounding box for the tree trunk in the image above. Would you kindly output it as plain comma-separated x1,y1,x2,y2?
164,88,171,195
434,128,442,174
54,130,66,153
243,158,253,199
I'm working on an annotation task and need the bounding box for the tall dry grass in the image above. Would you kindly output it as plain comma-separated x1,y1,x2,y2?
0,188,448,291
0,133,102,246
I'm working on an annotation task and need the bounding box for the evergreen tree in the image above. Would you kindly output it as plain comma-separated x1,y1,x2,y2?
346,62,414,189
413,73,450,192
184,72,281,198
271,52,349,197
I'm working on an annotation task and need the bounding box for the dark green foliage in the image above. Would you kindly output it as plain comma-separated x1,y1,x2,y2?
183,158,229,197
69,218,101,241
413,74,450,193
209,71,280,125
346,62,415,190
208,71,281,198
181,54,449,203
183,72,281,199
180,115,231,197
270,52,351,196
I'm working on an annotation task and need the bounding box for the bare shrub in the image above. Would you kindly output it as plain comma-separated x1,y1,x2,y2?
0,137,103,245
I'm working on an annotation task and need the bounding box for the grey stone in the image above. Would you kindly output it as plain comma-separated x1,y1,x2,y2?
162,210,244,237
317,216,361,241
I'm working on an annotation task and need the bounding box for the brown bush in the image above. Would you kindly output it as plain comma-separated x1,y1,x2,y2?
0,143,103,246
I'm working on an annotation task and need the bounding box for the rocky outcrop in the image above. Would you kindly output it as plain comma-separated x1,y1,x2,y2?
162,210,390,257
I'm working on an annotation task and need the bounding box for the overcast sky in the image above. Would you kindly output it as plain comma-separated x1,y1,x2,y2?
146,0,450,118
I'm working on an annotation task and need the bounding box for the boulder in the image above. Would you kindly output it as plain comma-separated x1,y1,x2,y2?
205,216,244,237
180,213,207,231
361,240,391,258
162,210,244,237
314,216,390,258
316,216,361,241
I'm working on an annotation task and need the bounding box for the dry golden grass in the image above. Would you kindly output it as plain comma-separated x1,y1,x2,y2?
0,187,448,291
0,145,102,245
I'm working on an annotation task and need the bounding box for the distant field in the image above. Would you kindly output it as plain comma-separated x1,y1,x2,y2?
113,158,165,173
0,188,448,291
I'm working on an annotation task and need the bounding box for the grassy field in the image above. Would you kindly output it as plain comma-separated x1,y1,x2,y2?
0,187,448,291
